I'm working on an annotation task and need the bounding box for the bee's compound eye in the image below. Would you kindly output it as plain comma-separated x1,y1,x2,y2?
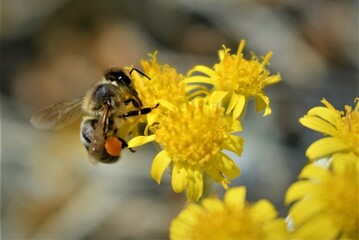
105,136,123,157
105,69,132,86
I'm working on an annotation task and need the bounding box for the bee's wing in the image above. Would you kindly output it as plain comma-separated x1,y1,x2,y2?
88,105,109,165
31,98,84,130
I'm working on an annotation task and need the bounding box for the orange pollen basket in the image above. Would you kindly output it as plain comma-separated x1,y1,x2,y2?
105,136,123,156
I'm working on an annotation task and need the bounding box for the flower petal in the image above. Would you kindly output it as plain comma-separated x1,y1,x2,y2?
332,151,358,171
158,99,176,112
213,153,240,179
307,106,338,126
180,204,202,222
116,119,140,139
144,110,161,135
172,164,188,193
255,94,271,116
260,51,273,67
233,95,246,119
262,219,287,239
209,90,228,105
230,120,243,133
226,92,239,114
184,76,215,85
204,164,229,189
223,135,244,156
188,65,216,77
263,74,282,86
250,199,277,222
185,85,210,97
291,213,339,239
127,134,156,148
186,83,210,99
298,164,330,182
185,84,205,92
285,181,320,205
299,115,337,137
170,204,202,239
236,40,246,57
306,137,351,160
224,186,246,212
186,167,203,201
150,150,172,184
202,198,224,213
289,198,326,226
321,98,336,111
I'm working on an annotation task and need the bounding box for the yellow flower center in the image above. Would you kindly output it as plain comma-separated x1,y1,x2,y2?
322,167,358,237
214,43,276,97
337,103,359,155
154,100,230,166
132,53,187,107
190,207,261,239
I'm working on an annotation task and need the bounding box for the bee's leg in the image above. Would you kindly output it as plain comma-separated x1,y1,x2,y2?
124,97,142,108
119,103,159,118
118,137,136,152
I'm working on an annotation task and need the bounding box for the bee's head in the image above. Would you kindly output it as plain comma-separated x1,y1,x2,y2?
104,68,144,109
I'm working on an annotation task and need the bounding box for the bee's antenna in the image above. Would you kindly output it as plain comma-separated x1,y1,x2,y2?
129,68,151,80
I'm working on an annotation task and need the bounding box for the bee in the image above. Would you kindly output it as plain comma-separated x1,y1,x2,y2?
31,68,158,164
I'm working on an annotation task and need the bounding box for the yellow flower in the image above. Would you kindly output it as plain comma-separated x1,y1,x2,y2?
127,52,188,134
128,99,243,201
285,161,358,239
131,51,187,111
185,40,281,119
299,98,359,166
170,186,287,239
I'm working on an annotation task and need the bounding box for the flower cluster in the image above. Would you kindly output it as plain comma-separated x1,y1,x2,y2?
120,41,358,239
286,98,359,239
118,40,288,238
127,41,280,201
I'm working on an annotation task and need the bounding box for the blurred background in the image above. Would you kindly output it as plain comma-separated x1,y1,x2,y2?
1,0,358,239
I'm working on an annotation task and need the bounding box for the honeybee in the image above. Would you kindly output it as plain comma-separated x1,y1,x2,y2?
31,68,158,164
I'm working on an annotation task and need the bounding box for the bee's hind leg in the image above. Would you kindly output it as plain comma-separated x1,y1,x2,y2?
118,137,136,153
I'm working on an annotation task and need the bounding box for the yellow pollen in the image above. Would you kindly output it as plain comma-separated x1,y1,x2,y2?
154,100,230,166
337,103,359,154
214,45,274,96
191,207,260,239
132,52,187,107
322,168,358,236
